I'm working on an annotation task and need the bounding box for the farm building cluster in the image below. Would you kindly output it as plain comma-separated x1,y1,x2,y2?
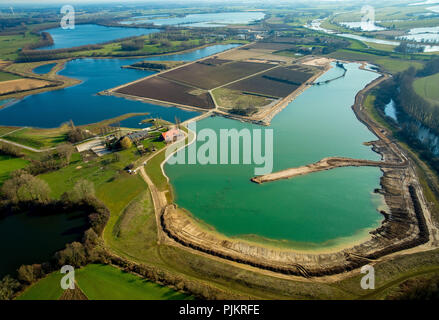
76,123,184,158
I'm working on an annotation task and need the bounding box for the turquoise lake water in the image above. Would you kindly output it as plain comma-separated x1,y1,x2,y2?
165,63,385,247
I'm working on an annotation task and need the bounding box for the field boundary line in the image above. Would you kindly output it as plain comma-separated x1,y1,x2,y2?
211,65,280,91
0,126,26,138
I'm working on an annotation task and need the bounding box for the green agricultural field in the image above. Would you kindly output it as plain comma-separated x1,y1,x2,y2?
145,148,169,192
99,173,147,240
40,148,140,198
76,264,189,300
0,71,21,82
380,17,439,30
2,127,69,149
0,154,28,184
364,42,397,52
212,87,272,110
413,73,439,105
0,126,19,136
61,37,208,60
17,264,189,300
333,6,428,23
17,272,64,300
0,33,40,61
329,49,424,73
107,190,161,264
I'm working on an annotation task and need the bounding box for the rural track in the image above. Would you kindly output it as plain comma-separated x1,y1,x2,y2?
0,127,26,138
0,137,55,153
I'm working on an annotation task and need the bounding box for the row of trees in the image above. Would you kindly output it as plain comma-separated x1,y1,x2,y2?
121,39,145,51
24,31,54,50
397,67,439,135
0,142,24,158
372,61,439,174
24,143,76,176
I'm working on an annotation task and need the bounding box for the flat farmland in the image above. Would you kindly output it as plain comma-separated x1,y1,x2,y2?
226,67,313,98
116,76,215,109
245,42,297,51
227,75,299,98
413,73,439,106
262,67,314,85
198,58,230,66
160,60,274,90
111,44,321,117
0,78,51,95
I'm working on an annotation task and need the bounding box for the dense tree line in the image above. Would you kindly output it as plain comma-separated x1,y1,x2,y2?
130,61,169,70
121,39,145,51
372,61,439,174
0,142,24,158
24,32,54,50
398,67,439,135
417,58,439,77
17,44,104,62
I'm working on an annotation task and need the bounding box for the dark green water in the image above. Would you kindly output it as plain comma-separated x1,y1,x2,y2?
165,63,386,248
0,211,88,277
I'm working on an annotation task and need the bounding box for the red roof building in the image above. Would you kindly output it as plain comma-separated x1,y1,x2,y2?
162,128,184,143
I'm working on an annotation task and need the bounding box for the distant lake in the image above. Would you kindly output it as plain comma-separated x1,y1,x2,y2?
121,11,265,27
398,26,439,43
0,44,238,128
119,14,170,25
306,19,439,52
41,24,159,50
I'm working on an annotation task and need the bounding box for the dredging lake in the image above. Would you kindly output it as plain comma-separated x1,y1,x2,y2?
0,44,239,128
165,63,386,249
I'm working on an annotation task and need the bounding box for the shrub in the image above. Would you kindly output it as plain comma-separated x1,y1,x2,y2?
120,136,133,149
0,275,20,300
1,170,51,205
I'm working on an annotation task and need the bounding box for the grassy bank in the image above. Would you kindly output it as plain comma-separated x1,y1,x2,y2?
2,127,68,149
75,264,189,300
0,154,29,185
329,49,425,73
413,73,439,105
0,71,21,82
17,264,189,300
